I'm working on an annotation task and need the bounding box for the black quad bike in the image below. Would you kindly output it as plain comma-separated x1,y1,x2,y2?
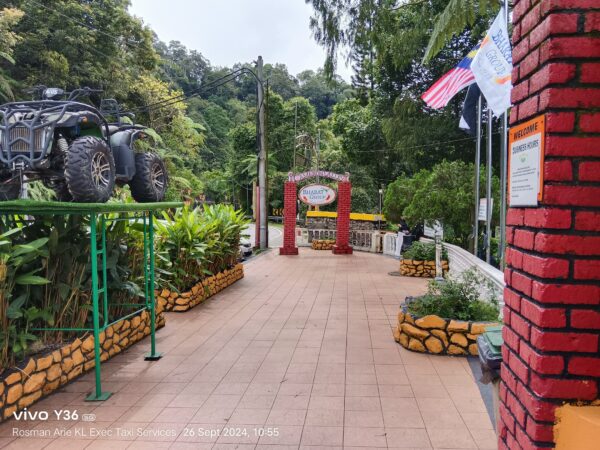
0,86,168,203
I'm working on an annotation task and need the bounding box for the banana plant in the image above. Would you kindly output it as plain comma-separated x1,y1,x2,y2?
0,225,51,367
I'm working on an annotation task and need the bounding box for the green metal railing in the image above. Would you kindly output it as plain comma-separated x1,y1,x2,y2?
0,200,182,401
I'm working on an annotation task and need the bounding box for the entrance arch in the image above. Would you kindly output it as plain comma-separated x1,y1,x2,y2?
279,170,353,255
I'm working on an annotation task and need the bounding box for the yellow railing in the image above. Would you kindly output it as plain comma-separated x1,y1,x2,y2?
306,211,385,221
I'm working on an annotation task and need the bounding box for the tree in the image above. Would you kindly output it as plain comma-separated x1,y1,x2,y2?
0,7,23,100
423,0,497,62
8,0,156,97
385,160,499,247
297,69,352,119
383,169,428,223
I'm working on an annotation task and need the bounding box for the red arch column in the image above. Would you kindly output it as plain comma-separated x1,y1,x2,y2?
333,181,353,255
500,2,600,449
279,181,298,255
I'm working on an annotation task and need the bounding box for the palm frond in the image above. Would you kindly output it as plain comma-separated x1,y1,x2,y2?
423,0,498,63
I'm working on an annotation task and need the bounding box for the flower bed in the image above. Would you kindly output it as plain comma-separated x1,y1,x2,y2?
394,270,500,355
394,301,496,356
400,259,449,277
159,264,244,312
0,299,166,421
311,239,335,250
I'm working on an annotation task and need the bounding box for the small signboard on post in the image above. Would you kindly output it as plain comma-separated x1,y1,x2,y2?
478,198,494,221
509,115,545,207
423,221,443,240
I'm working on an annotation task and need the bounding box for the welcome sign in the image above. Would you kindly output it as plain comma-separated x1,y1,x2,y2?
299,184,336,206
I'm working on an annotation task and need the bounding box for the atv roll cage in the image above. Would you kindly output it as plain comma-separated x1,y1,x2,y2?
0,100,110,165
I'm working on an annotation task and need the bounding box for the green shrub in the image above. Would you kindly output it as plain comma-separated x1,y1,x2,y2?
406,269,500,322
155,204,248,291
403,241,448,261
0,204,248,369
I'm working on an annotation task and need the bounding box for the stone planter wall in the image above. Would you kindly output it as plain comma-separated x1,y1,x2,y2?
158,263,244,312
400,259,449,278
311,239,335,250
0,298,167,422
393,303,497,356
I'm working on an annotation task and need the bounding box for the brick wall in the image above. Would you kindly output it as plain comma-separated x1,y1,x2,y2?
333,181,353,254
280,181,299,255
501,1,600,449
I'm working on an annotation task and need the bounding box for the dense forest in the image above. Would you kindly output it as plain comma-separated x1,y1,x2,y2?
0,0,500,246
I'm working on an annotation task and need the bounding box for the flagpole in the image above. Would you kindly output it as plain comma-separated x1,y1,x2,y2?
473,95,482,257
499,1,510,269
486,107,493,265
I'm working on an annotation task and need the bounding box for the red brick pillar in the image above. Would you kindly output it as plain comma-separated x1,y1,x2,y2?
279,181,299,255
333,181,353,254
500,2,600,449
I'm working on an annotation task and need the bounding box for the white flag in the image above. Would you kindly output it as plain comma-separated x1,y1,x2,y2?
471,8,512,116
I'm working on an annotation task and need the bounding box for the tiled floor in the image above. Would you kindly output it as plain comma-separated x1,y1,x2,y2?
1,249,497,449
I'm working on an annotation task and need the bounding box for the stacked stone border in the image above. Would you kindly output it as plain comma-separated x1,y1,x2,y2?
158,263,244,312
311,239,335,250
400,259,449,278
394,298,498,356
0,298,167,422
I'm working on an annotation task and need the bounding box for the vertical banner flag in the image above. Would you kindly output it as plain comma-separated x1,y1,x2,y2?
471,8,513,116
459,84,481,135
421,44,479,109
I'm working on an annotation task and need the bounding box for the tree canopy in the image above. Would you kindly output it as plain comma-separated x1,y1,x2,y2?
0,0,501,251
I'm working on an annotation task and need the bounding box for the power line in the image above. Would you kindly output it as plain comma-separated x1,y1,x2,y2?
130,68,248,114
349,132,501,153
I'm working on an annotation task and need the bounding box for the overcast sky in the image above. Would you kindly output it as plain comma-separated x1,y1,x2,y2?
128,0,353,81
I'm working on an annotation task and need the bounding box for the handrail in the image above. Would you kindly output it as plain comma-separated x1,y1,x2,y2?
420,237,505,305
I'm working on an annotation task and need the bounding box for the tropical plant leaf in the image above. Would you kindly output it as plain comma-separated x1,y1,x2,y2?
15,274,50,285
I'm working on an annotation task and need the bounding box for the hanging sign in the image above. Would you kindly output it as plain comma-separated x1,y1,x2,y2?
299,184,336,206
508,115,545,206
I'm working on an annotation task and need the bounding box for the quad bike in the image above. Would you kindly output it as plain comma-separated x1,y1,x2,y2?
0,86,168,203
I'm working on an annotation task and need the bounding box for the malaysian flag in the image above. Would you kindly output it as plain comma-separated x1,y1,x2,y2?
421,45,480,109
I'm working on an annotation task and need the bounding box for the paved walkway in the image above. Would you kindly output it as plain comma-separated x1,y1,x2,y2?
1,249,497,449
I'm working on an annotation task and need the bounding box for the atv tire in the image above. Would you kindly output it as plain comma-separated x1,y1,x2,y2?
65,137,115,203
0,175,20,200
129,153,168,203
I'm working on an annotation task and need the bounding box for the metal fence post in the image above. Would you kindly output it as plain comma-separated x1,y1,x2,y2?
145,211,162,361
86,212,111,401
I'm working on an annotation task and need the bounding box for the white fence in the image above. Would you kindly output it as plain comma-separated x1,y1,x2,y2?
296,228,389,253
421,237,505,306
383,233,398,256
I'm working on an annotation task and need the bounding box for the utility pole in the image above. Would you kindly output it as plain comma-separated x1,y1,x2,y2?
293,101,298,173
257,56,268,250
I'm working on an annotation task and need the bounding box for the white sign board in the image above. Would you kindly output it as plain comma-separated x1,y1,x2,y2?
509,115,545,207
478,198,494,222
423,221,443,240
298,184,336,206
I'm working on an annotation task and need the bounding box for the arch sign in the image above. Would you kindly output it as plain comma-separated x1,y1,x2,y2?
299,184,336,206
280,169,352,256
288,170,350,182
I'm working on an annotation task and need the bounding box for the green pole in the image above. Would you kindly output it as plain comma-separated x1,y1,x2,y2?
145,211,161,361
100,215,109,327
86,212,111,401
143,212,149,303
